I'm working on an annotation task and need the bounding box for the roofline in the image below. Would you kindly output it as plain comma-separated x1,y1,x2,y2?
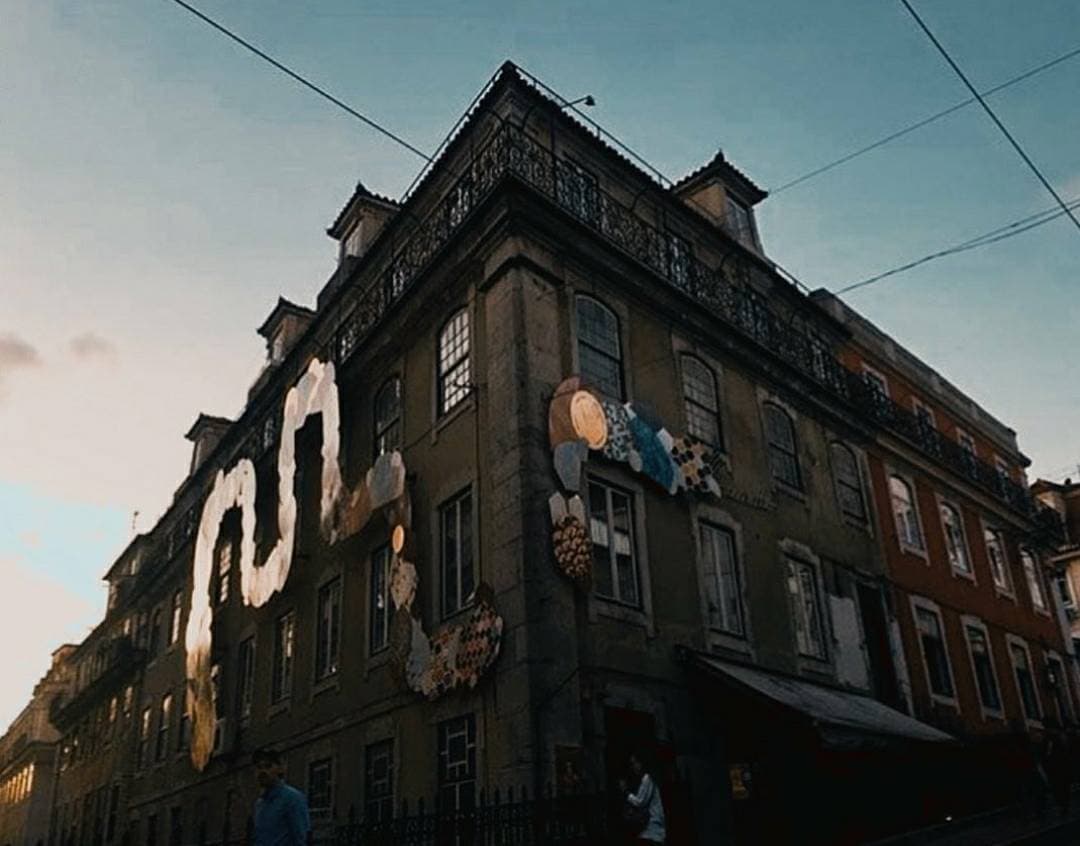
184,413,233,442
256,297,316,339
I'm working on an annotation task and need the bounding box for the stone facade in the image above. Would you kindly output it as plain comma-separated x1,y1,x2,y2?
6,63,1071,845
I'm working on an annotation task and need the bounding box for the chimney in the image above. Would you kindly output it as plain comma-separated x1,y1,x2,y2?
185,414,233,475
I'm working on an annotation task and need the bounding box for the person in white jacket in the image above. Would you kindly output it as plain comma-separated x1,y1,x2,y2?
623,752,666,844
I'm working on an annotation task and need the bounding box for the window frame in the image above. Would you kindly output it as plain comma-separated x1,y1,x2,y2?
724,192,759,249
910,596,958,707
314,576,343,683
307,756,335,815
364,739,395,823
861,364,890,403
981,522,1014,597
784,556,827,661
373,376,402,459
697,520,745,637
888,472,926,555
271,610,296,704
680,354,724,451
911,397,937,431
155,693,172,763
1020,548,1049,615
437,714,477,813
437,308,471,417
1044,650,1074,727
762,402,801,491
961,617,1004,719
237,636,256,722
370,544,391,654
587,477,642,608
440,488,475,619
937,497,974,579
1006,635,1043,726
829,441,868,524
574,295,624,400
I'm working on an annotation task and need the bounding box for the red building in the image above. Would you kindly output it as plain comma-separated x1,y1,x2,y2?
814,292,1074,765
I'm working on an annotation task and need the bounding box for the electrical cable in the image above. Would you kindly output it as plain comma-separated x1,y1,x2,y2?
900,0,1080,236
835,195,1080,295
166,0,434,164
770,42,1080,196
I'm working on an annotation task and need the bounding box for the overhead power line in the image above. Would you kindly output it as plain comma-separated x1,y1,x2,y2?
166,0,433,164
770,42,1080,196
835,194,1080,295
900,0,1080,236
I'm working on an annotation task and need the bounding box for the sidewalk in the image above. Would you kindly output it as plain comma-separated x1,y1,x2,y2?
869,792,1080,845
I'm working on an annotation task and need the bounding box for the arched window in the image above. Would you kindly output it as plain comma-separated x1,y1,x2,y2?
437,309,471,416
763,404,800,489
575,296,623,399
939,502,971,574
681,355,722,448
889,475,923,551
830,442,866,521
374,377,401,457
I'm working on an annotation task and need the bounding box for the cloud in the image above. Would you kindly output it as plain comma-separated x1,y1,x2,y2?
0,333,41,371
19,531,41,549
70,332,117,360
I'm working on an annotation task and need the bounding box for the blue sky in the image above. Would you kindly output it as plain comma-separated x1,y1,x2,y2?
1,0,1077,726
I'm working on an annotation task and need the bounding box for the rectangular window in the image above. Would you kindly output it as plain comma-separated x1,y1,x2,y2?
438,715,477,812
940,502,972,575
984,528,1012,593
724,194,757,248
137,707,152,769
365,739,395,822
699,523,743,636
915,605,954,699
1010,640,1041,722
155,694,172,762
588,480,639,606
438,310,471,416
785,558,825,659
271,611,296,703
237,637,256,720
370,545,390,653
307,758,334,813
215,541,232,606
169,590,183,646
441,490,475,617
912,398,936,431
964,624,1002,712
148,607,162,658
862,367,889,403
315,578,342,681
168,806,182,846
1021,550,1048,612
1046,654,1073,726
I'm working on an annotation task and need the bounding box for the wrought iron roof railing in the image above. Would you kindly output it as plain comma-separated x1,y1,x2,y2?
325,120,1052,532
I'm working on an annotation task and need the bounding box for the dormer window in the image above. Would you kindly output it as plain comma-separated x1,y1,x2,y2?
724,194,758,249
344,219,365,258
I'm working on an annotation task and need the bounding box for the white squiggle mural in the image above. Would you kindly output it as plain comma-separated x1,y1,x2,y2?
184,459,256,772
239,358,344,608
183,356,501,771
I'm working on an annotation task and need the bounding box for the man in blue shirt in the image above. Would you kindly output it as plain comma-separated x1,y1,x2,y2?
252,747,311,846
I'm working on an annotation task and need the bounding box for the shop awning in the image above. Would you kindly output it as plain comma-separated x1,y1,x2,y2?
690,653,952,747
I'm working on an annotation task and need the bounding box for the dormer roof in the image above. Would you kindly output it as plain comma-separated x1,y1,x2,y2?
184,413,234,442
257,297,316,340
327,181,400,240
672,148,767,205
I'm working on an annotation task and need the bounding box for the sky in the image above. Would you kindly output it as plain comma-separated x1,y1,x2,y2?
1,0,1078,729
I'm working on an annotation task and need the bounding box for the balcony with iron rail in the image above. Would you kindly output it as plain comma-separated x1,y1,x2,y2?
322,119,1058,539
49,637,146,730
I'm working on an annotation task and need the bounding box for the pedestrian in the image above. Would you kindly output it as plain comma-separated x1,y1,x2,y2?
619,751,666,845
252,747,311,846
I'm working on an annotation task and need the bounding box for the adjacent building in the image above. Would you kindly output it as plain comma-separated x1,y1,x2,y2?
0,646,75,846
1033,477,1080,647
4,62,1072,846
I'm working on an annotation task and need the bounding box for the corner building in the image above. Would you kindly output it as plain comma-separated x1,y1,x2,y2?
38,63,1068,846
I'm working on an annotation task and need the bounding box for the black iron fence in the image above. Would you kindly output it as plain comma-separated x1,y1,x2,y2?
330,788,611,846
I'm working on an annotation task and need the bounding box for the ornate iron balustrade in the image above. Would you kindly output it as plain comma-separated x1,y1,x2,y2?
324,120,1045,526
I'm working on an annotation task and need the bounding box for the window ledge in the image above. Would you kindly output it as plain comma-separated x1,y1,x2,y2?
707,629,751,657
840,514,872,534
952,567,977,584
994,587,1016,602
311,675,340,699
898,542,929,562
431,394,476,444
930,694,959,710
594,597,653,635
268,699,291,719
773,483,807,504
980,707,1005,722
365,648,391,679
